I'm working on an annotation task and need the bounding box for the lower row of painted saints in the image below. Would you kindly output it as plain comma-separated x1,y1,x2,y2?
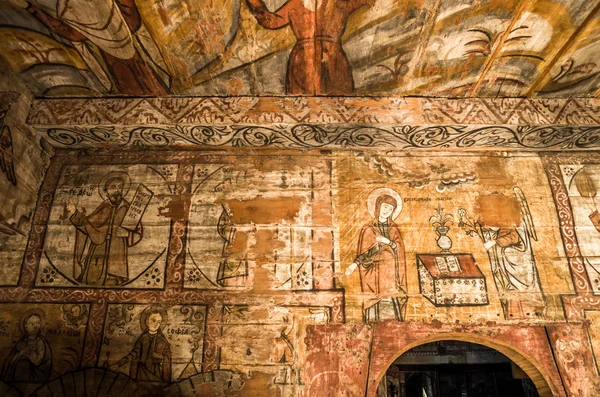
110,306,171,382
67,171,144,286
345,189,407,323
1,310,52,383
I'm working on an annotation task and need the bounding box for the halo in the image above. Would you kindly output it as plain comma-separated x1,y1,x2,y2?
139,305,168,332
367,188,403,220
19,308,46,335
98,171,131,200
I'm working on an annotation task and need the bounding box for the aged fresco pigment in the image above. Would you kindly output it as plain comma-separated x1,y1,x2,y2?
2,0,600,97
0,148,597,396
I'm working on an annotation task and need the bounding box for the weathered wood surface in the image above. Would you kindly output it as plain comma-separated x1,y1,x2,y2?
2,0,600,97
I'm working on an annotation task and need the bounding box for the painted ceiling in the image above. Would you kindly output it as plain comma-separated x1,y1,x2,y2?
1,0,599,98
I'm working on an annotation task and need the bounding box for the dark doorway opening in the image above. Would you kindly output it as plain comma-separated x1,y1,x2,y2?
380,341,540,397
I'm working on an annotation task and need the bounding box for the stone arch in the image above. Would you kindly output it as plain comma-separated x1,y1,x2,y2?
370,331,562,397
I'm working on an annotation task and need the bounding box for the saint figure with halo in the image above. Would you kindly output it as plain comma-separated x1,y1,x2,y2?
68,171,143,286
345,188,407,323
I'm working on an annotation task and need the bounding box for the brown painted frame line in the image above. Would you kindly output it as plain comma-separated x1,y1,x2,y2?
28,97,600,127
562,295,600,323
583,309,600,375
542,154,593,296
546,322,600,396
542,151,600,324
1,148,346,370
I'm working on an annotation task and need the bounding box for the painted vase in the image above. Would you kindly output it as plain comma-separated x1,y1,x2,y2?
435,226,452,253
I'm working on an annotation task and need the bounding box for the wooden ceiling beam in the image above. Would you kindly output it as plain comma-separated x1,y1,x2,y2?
27,96,600,150
528,2,600,97
468,0,529,97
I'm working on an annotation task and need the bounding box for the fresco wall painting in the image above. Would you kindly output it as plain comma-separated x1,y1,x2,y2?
2,0,600,97
185,156,335,294
335,152,570,324
0,90,51,287
38,164,175,289
0,149,600,395
543,152,600,391
0,303,89,396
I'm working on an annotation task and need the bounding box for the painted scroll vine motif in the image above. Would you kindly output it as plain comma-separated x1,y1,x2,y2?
43,124,600,150
543,153,600,298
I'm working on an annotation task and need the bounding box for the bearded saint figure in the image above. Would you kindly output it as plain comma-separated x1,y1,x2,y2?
68,171,143,286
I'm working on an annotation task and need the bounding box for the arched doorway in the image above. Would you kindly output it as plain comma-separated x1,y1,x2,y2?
377,340,546,397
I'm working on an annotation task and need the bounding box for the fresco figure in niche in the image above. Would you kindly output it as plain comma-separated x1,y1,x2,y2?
246,0,373,95
7,0,170,95
67,171,143,286
345,188,407,323
216,203,248,287
113,306,172,382
1,309,52,383
458,188,546,320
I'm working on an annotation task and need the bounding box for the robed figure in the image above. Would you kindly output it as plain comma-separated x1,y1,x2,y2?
69,172,143,286
216,204,248,287
15,0,170,95
246,0,373,95
346,189,407,323
1,310,52,383
114,306,172,382
459,188,546,320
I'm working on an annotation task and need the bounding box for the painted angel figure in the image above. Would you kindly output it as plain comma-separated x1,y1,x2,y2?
458,188,546,320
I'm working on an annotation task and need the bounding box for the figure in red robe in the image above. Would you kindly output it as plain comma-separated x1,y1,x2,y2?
17,0,170,95
246,0,373,95
345,194,407,322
